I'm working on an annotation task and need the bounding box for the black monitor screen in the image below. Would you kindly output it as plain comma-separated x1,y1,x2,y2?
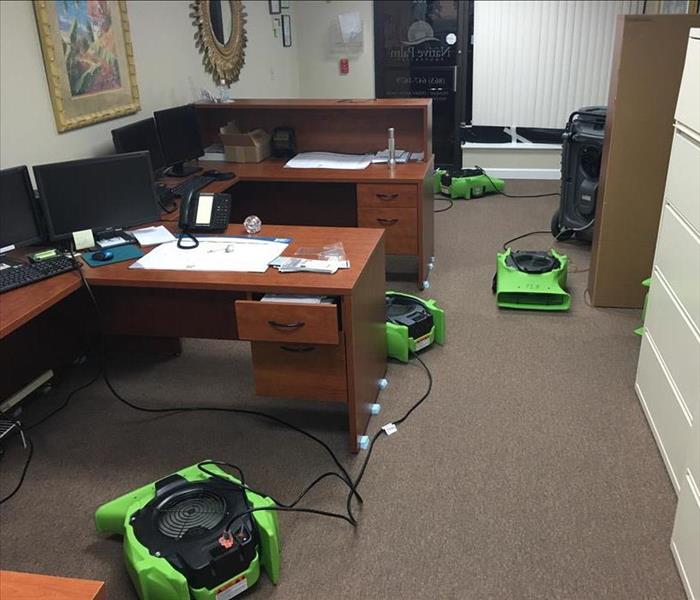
154,104,204,167
112,118,166,172
0,166,42,248
33,152,160,241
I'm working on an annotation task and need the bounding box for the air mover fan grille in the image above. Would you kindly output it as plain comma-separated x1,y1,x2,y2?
156,491,226,539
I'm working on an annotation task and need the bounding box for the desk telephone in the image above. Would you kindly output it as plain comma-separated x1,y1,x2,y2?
178,189,232,248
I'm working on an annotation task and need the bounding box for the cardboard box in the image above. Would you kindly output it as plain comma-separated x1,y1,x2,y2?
219,122,271,163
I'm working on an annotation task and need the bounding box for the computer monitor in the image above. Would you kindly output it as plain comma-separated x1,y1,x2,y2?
111,118,166,173
0,165,43,250
34,152,160,242
153,104,204,177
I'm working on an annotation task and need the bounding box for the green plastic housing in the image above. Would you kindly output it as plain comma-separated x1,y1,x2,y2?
95,462,280,600
385,291,445,362
433,169,505,199
495,249,571,311
634,277,652,336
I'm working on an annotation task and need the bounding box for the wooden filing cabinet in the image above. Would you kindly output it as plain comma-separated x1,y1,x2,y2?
357,183,419,255
235,299,348,402
635,27,699,600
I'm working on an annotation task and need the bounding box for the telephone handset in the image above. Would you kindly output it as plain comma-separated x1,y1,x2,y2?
178,190,232,249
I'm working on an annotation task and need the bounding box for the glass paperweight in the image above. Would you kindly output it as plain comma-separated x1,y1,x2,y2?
243,215,262,235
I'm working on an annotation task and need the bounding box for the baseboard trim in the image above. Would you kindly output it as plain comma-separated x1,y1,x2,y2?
467,168,561,180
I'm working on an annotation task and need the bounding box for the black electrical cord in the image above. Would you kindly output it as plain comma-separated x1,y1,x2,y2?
476,166,560,198
199,461,359,529
344,351,433,524
434,198,454,213
24,370,101,432
502,218,596,251
215,351,434,530
198,461,355,513
0,435,33,505
502,230,555,250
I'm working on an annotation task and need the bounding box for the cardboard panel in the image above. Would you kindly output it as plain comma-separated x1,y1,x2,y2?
588,15,700,308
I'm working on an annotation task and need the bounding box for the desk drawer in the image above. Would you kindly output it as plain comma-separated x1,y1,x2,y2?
251,339,347,402
358,184,417,208
358,207,417,254
235,300,339,344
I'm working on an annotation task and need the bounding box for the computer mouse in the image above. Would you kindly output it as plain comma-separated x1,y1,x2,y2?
92,250,113,262
203,169,235,180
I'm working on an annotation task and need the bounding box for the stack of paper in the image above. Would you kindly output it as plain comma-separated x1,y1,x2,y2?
268,256,351,274
261,294,334,304
130,236,289,273
129,226,176,246
285,152,371,170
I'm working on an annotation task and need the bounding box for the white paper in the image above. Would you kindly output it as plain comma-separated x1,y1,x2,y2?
261,294,325,304
129,226,177,246
338,12,362,45
97,236,127,248
284,152,371,170
130,237,288,273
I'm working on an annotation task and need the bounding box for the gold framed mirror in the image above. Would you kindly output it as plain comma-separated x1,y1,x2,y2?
191,0,247,86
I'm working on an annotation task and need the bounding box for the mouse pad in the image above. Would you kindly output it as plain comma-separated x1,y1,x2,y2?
83,244,144,268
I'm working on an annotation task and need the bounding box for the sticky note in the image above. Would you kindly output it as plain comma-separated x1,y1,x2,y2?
72,229,95,251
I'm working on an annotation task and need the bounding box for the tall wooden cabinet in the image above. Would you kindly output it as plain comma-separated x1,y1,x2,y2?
635,28,700,600
588,15,700,308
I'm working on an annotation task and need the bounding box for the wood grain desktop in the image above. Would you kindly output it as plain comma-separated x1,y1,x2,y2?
0,570,106,600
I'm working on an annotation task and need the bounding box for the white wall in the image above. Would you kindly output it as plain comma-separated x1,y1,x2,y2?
294,0,375,98
0,0,300,171
472,0,644,128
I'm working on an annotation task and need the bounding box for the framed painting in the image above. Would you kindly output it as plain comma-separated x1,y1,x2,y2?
33,0,140,132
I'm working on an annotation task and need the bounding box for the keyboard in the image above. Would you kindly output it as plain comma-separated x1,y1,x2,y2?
171,176,216,198
0,255,79,294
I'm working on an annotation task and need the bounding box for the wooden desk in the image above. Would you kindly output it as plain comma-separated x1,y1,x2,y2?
83,224,387,452
0,570,106,600
187,99,435,289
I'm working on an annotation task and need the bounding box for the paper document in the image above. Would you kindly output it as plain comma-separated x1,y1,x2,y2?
129,225,176,246
261,294,333,304
285,152,371,170
130,236,289,273
338,12,362,44
96,236,128,248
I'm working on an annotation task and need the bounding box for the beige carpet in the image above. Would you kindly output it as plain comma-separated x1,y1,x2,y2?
0,180,684,599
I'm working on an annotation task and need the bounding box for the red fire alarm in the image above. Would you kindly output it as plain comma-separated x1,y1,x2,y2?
339,58,349,75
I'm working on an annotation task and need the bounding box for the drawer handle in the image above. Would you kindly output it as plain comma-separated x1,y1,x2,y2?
376,218,399,226
268,320,306,330
376,193,399,200
280,345,316,353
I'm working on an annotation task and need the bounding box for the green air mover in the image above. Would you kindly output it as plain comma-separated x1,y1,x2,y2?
493,249,571,311
434,167,505,199
95,462,280,600
386,292,445,362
